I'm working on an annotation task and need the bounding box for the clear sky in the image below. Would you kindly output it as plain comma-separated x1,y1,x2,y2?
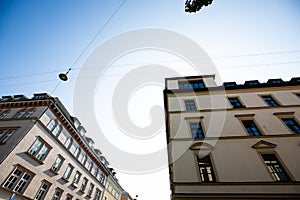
1,0,300,199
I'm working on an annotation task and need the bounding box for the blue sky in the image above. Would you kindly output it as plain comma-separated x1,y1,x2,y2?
1,0,300,199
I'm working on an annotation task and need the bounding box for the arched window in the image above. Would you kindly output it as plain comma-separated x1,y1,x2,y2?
74,147,80,158
14,109,26,118
47,120,57,132
64,137,72,149
53,125,62,136
0,110,9,119
23,109,35,118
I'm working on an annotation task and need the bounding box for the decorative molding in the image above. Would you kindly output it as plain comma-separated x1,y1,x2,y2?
252,140,277,149
190,142,213,150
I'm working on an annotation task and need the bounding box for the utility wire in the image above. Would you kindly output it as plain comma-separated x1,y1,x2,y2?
50,0,128,94
2,60,300,87
1,49,300,80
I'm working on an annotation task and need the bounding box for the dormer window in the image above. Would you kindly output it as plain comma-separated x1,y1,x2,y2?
223,82,237,88
245,80,260,86
267,79,283,84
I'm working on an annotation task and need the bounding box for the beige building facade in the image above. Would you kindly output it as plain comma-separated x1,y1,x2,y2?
0,93,130,200
164,75,300,199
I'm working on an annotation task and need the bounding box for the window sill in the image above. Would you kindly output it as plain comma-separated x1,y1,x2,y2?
25,152,45,165
49,169,59,175
62,177,70,182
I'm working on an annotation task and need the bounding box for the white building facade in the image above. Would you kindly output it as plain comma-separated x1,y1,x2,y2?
0,93,118,200
164,75,300,199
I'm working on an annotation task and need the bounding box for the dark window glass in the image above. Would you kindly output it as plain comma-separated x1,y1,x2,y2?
242,120,262,136
198,155,216,182
282,118,300,134
185,100,196,111
179,80,205,89
190,122,205,138
262,96,279,106
228,97,243,108
262,154,291,181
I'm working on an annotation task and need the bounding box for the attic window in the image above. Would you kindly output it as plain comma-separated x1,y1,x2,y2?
245,80,260,86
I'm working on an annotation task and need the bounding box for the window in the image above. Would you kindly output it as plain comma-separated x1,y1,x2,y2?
14,109,26,118
189,122,205,138
242,120,262,136
94,189,101,200
179,80,205,89
80,177,88,192
74,147,80,158
198,155,216,182
228,97,243,108
81,154,87,165
53,125,62,136
282,118,300,134
99,173,105,185
35,181,50,200
88,183,94,196
223,82,237,87
0,129,15,144
47,119,57,132
185,100,196,111
51,155,64,173
87,160,93,171
63,164,74,180
0,110,9,119
262,95,279,106
94,167,99,177
296,93,300,98
3,166,33,194
73,171,81,186
245,80,260,86
66,194,73,200
261,154,291,181
28,138,51,162
64,137,72,149
52,188,63,200
23,109,34,118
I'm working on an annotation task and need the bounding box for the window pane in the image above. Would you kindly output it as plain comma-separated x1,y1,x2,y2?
36,145,49,161
262,154,291,181
14,173,31,193
242,120,262,136
190,122,205,138
28,139,42,156
198,156,216,182
283,118,300,134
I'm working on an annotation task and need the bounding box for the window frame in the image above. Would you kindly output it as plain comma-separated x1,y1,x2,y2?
72,171,82,186
88,183,94,197
188,120,205,139
197,154,217,183
0,128,16,144
63,164,74,181
260,153,292,182
261,95,280,107
281,118,300,134
178,80,205,89
14,109,26,119
2,165,34,194
0,110,9,119
28,137,52,163
184,99,197,111
80,177,88,192
241,119,263,136
64,137,73,149
228,97,244,108
52,187,63,200
51,155,64,173
35,180,51,200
